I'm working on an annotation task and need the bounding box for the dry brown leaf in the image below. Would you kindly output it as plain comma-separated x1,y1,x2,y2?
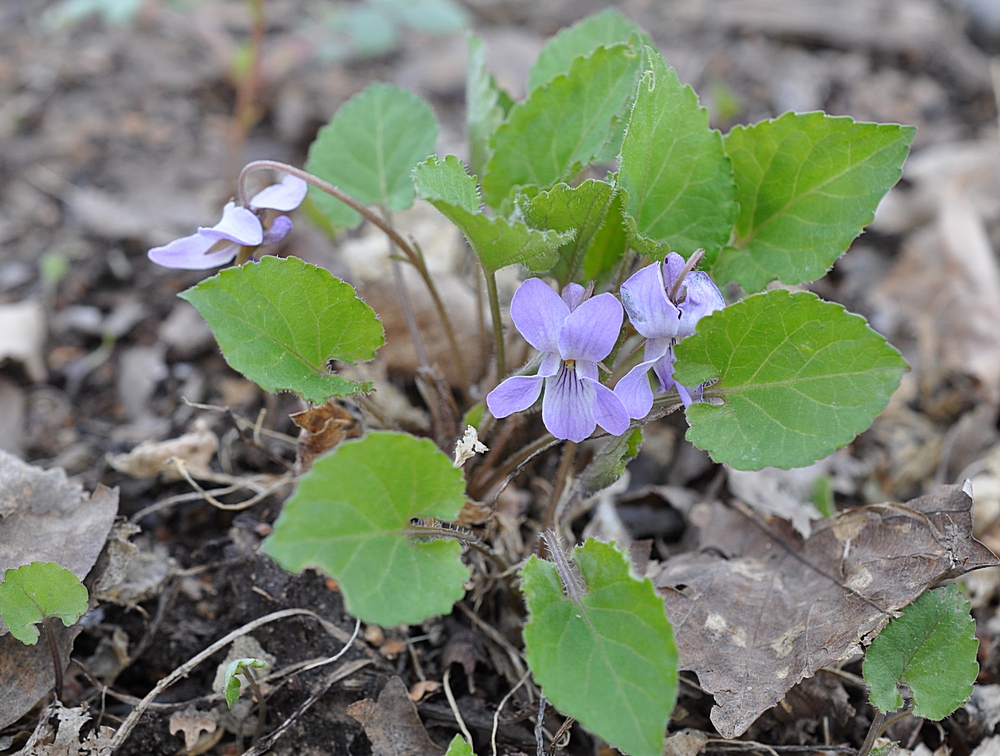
347,676,445,756
169,707,218,752
654,485,998,738
0,451,119,634
92,522,173,606
0,624,79,730
0,298,47,382
290,400,362,473
106,421,218,481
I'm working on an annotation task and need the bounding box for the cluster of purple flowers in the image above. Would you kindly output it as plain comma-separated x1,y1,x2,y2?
148,174,308,270
487,253,724,442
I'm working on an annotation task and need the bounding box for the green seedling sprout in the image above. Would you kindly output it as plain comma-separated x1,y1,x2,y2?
224,657,270,743
0,561,89,701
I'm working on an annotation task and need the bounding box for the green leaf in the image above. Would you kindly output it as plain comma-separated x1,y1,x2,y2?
674,290,907,470
180,256,384,404
466,34,506,178
224,657,269,708
0,562,89,645
716,112,915,291
863,585,978,720
522,539,677,756
527,8,649,92
618,50,737,260
263,432,469,626
414,155,571,273
520,179,624,287
575,427,643,496
444,734,475,756
306,83,438,228
482,42,644,208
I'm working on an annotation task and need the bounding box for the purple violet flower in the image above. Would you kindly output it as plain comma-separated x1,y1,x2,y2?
148,174,308,270
614,252,725,417
486,278,631,443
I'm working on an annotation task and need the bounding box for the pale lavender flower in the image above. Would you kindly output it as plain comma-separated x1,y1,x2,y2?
614,253,725,417
148,174,308,270
486,279,630,443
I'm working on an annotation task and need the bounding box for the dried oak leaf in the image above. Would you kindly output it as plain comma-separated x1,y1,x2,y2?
654,484,998,739
347,676,445,756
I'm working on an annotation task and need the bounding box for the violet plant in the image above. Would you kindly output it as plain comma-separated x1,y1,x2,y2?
146,9,919,755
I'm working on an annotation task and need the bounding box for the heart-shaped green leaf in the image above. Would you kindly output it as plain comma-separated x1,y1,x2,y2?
864,585,978,720
0,562,89,645
674,290,907,470
618,49,737,260
716,112,915,291
306,83,438,228
263,432,469,626
482,42,643,208
180,256,384,404
522,539,677,756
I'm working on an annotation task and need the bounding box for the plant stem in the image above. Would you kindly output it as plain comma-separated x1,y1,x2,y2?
236,160,469,392
474,432,556,500
857,711,886,756
484,268,506,382
242,667,267,744
43,617,63,702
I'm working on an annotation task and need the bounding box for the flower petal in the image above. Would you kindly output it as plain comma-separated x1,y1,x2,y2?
558,292,622,362
250,175,309,212
561,282,585,311
261,215,293,245
200,203,263,246
487,375,544,417
662,252,686,290
539,351,561,377
542,364,596,442
510,278,568,353
590,380,631,436
148,233,239,270
620,262,680,340
677,271,725,339
614,361,657,419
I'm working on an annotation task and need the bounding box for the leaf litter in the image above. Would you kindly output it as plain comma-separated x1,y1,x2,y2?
655,484,998,737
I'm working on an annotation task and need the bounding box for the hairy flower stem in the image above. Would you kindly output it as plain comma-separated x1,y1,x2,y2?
472,431,556,500
236,160,469,391
484,268,506,383
44,617,63,702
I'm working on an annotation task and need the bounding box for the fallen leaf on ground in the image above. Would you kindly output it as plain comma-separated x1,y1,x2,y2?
290,400,362,473
655,484,998,738
347,676,445,756
169,707,218,752
0,299,47,383
12,702,114,755
0,451,119,634
0,624,79,730
107,420,218,481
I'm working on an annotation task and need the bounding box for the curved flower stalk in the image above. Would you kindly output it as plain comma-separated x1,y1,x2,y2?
486,279,630,443
148,174,308,269
614,252,725,418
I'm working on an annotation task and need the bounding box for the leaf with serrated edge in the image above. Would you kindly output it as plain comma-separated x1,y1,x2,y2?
466,34,506,179
520,180,619,286
618,49,736,260
527,8,649,92
716,112,915,291
263,432,468,626
674,290,907,470
522,539,677,756
482,43,643,208
864,585,978,720
180,256,384,404
0,562,89,645
306,83,438,228
414,155,571,273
